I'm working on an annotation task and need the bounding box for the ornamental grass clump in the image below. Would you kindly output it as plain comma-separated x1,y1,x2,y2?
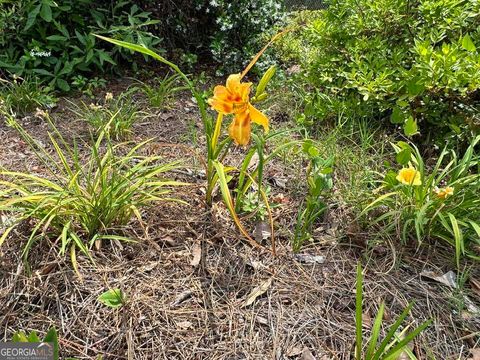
0,110,184,272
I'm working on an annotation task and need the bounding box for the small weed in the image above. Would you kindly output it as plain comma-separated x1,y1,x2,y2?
98,288,125,308
0,76,56,114
242,185,272,221
72,75,107,98
132,73,187,109
69,92,142,140
293,139,333,252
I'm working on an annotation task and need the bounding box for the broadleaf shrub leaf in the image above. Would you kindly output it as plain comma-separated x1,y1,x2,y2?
404,116,418,136
462,34,476,52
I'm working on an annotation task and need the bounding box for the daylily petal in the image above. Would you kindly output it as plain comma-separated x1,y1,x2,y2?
226,74,242,93
208,97,234,114
239,82,252,102
229,111,251,146
212,85,230,100
396,167,421,186
248,103,269,132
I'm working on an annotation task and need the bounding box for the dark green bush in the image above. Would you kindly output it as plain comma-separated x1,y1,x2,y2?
0,1,161,91
292,0,480,142
140,0,285,73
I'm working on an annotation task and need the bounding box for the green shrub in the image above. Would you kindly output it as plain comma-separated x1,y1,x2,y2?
363,136,480,266
293,0,480,141
0,112,184,268
0,1,161,91
140,0,285,73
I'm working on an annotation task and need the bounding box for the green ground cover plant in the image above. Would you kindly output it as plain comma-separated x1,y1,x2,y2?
0,76,56,114
131,73,188,109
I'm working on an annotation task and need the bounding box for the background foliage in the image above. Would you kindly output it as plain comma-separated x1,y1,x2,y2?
0,0,161,91
140,0,285,74
287,0,480,142
0,0,285,91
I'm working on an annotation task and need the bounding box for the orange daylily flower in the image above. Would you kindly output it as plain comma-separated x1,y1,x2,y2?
434,186,454,199
208,73,268,146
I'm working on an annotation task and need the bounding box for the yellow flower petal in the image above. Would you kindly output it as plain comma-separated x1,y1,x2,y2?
226,74,242,92
248,103,269,133
396,167,422,186
436,186,454,199
208,97,233,114
229,111,251,146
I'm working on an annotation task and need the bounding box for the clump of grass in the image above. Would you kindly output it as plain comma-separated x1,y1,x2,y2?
131,73,187,109
354,263,431,359
69,91,143,140
0,111,185,270
0,76,56,114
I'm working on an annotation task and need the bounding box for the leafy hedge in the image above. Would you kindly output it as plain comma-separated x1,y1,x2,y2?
295,0,480,141
0,0,285,92
0,1,161,91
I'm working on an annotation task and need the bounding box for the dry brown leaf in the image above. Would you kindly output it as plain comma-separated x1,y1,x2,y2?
301,347,316,360
470,278,480,297
362,310,373,328
420,270,457,288
255,315,269,326
190,242,202,267
138,261,160,272
162,235,178,247
294,253,325,264
286,346,303,357
469,348,480,360
176,320,193,330
254,221,271,243
242,277,273,307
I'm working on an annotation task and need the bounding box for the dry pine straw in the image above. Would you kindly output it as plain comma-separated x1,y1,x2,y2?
0,93,479,359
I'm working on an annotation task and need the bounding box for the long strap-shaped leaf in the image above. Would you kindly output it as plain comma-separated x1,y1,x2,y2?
355,263,363,360
212,161,268,252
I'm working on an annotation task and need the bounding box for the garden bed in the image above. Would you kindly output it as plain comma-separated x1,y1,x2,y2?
1,83,478,359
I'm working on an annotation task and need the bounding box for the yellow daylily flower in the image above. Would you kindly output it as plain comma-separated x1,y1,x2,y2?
396,167,422,186
208,73,268,146
434,186,454,199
